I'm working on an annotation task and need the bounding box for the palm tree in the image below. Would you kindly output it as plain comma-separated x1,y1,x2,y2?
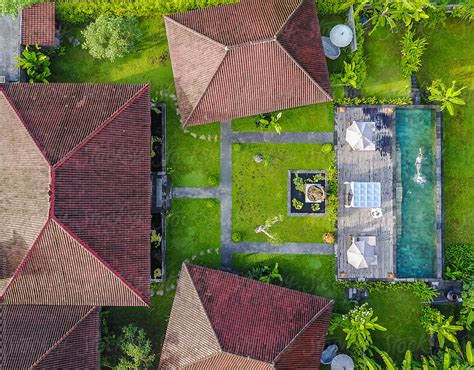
426,314,464,348
427,80,466,116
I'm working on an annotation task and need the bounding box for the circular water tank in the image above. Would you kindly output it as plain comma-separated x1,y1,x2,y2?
329,24,353,48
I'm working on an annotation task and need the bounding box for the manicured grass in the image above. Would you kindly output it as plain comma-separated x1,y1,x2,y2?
418,20,474,245
231,103,334,132
232,253,430,362
232,143,335,243
361,26,411,98
53,17,221,187
105,198,221,366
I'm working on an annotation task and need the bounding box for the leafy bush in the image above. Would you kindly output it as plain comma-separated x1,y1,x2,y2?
0,0,41,16
334,96,412,105
246,263,283,285
292,198,303,210
231,231,242,242
116,324,155,370
421,307,463,348
57,0,239,23
292,174,306,193
316,0,351,16
207,175,218,186
151,229,162,249
460,280,474,330
411,281,438,302
400,29,427,77
338,20,367,89
255,112,283,134
81,15,142,62
445,244,474,281
321,143,334,155
311,203,321,212
452,1,474,23
427,80,467,116
323,232,336,244
16,45,51,83
340,61,359,89
327,193,338,225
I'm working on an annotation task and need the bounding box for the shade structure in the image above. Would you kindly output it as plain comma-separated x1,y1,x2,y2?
347,241,377,269
345,121,375,151
331,354,354,370
329,24,353,48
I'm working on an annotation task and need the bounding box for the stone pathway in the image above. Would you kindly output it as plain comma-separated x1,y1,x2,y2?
172,122,335,269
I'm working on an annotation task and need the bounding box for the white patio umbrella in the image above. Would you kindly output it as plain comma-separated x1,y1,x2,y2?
345,121,375,151
347,241,376,269
331,354,355,370
329,24,353,48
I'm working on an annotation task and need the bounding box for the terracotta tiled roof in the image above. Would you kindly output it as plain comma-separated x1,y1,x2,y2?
160,264,334,369
0,84,151,306
21,2,56,47
0,305,100,369
164,0,331,127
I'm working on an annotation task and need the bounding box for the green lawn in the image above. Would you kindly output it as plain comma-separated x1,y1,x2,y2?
52,17,220,188
104,198,221,366
231,103,334,132
232,253,430,362
418,20,474,245
361,26,411,98
232,143,335,243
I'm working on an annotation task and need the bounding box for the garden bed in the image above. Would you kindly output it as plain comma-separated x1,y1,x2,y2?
288,170,327,216
151,212,165,282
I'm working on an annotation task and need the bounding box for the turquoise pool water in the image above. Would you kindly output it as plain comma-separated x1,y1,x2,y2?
396,109,437,278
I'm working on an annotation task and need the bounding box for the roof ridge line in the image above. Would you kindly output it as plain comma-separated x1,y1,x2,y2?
0,219,50,301
53,218,148,305
183,51,228,127
272,299,335,364
274,0,305,39
164,16,226,49
53,83,150,169
226,37,276,50
0,89,51,166
30,306,98,368
183,263,222,351
274,39,332,101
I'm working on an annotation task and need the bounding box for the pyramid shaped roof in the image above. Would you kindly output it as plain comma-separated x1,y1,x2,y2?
164,0,332,126
0,84,151,306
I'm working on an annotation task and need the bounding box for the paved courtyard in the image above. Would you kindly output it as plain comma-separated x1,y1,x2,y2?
0,15,21,82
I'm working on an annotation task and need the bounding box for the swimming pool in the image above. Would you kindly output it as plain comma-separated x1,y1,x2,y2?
396,109,438,278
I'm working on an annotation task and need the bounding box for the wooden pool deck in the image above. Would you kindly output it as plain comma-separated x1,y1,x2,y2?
335,106,397,280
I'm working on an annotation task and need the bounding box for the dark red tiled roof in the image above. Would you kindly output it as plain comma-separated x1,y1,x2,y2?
21,2,56,47
0,84,151,306
164,0,331,126
0,305,100,369
160,264,334,369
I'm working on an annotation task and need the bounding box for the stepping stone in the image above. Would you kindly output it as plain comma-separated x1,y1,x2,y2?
200,135,207,140
207,135,212,141
207,249,211,254
184,259,190,263
190,132,197,138
214,135,218,142
215,248,219,254
156,290,164,296
191,254,197,260
183,129,189,134
199,251,205,256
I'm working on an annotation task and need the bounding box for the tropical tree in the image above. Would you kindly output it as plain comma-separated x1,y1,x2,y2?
354,0,433,35
422,307,464,348
400,29,427,77
336,304,387,355
256,112,283,135
459,280,474,330
81,15,142,62
247,263,283,285
427,80,467,116
115,324,155,370
0,0,41,16
16,45,51,83
255,215,283,245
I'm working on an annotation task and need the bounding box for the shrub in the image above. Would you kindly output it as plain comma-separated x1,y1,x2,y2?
421,307,463,348
323,232,336,244
316,0,350,16
116,324,155,369
255,112,283,134
445,244,474,281
233,143,242,152
0,0,41,16
81,15,142,62
16,45,51,83
334,96,412,105
247,263,283,285
340,61,359,89
311,203,321,212
151,229,162,249
207,175,218,186
411,281,438,302
327,193,338,225
57,0,239,23
321,143,334,155
452,1,474,23
292,174,306,193
206,199,218,208
427,80,467,116
400,29,427,77
292,198,303,210
460,280,474,330
231,231,242,242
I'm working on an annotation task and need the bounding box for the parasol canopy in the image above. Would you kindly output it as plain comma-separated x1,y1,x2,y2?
345,121,375,151
329,24,353,47
347,240,377,269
